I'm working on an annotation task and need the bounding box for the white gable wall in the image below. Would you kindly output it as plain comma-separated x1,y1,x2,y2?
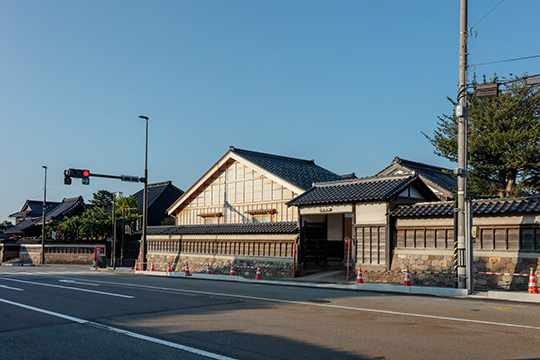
175,160,300,225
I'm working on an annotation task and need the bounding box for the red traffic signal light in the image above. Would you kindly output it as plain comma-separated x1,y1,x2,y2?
82,170,90,185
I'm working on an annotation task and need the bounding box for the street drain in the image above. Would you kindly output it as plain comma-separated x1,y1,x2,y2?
305,299,331,304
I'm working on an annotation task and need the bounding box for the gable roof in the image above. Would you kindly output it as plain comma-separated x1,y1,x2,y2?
287,174,438,207
132,181,184,210
167,146,342,215
392,196,540,217
9,200,61,219
230,147,343,191
376,157,456,199
37,196,88,225
6,196,88,234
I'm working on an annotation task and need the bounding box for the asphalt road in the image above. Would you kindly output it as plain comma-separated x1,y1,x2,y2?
1,265,540,360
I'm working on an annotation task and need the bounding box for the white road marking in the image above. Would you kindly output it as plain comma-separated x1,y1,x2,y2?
0,284,24,291
0,297,237,360
75,278,540,331
59,279,99,286
0,271,97,276
0,277,133,299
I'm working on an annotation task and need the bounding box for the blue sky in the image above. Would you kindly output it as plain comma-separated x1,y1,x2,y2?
2,0,539,222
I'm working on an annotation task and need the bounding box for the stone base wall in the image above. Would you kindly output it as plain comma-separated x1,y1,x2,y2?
146,253,294,279
20,244,105,265
358,252,540,290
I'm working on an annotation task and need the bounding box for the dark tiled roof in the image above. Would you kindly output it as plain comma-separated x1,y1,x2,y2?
133,181,184,208
5,218,35,234
146,222,298,235
6,197,88,235
287,175,418,206
42,197,87,223
133,181,183,209
231,147,343,191
392,196,540,217
9,200,60,218
377,157,456,196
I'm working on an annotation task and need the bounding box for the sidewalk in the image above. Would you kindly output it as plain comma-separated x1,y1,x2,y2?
123,267,540,304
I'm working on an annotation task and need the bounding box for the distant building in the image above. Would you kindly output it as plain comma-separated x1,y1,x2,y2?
9,200,61,224
132,181,184,226
6,197,88,239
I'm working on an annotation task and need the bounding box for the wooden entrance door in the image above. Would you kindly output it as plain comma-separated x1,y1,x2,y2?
302,222,327,268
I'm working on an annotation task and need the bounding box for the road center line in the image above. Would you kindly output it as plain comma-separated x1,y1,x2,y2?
0,284,24,291
0,298,237,360
0,277,133,299
73,278,540,331
59,279,100,286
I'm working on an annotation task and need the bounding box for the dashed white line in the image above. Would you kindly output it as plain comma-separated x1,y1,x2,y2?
59,279,99,286
0,298,237,360
0,284,24,291
0,277,133,298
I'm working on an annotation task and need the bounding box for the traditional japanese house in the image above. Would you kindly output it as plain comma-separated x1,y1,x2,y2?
145,146,343,276
6,197,88,239
287,174,439,273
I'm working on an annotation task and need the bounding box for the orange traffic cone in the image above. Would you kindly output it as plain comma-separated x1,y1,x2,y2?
356,267,364,284
206,265,212,275
254,266,262,280
185,263,192,276
528,268,539,294
403,266,411,287
150,262,155,271
167,263,172,273
134,261,139,271
230,265,236,276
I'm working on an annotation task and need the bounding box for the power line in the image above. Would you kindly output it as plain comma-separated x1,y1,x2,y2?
469,54,540,67
469,0,506,30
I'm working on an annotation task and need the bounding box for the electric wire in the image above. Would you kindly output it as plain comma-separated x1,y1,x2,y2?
469,54,540,67
469,0,506,31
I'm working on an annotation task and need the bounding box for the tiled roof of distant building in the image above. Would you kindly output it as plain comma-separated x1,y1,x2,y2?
391,196,540,217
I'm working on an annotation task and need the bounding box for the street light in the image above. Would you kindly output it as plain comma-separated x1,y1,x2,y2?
41,166,47,265
139,115,149,271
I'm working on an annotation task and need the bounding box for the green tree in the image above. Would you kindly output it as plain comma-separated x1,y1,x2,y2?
160,217,175,226
1,220,13,230
424,74,540,198
78,208,111,242
89,190,114,208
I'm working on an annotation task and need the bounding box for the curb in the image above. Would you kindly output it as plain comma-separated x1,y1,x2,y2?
133,270,470,298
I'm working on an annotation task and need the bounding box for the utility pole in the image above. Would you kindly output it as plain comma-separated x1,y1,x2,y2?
41,166,47,265
456,0,470,291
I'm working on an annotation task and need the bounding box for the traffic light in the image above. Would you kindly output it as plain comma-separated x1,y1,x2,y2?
64,172,72,185
82,170,90,185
